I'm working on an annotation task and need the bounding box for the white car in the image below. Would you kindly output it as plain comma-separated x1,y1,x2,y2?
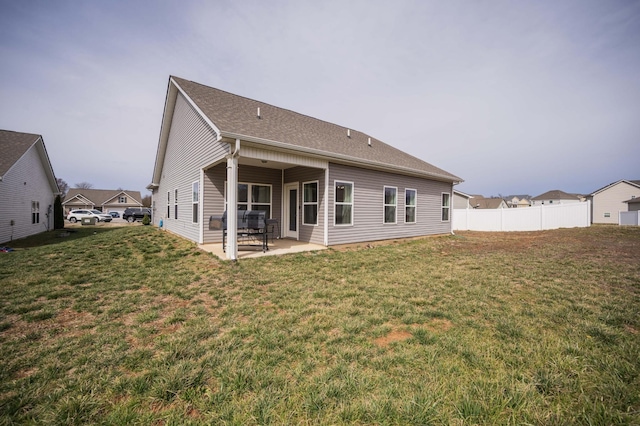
66,209,112,223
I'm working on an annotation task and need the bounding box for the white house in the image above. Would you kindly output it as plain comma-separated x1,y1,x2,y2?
0,130,59,243
531,190,582,206
453,190,473,209
589,180,640,224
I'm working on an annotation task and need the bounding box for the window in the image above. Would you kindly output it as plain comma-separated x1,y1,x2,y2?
383,186,397,224
251,184,271,217
441,193,450,221
335,181,353,225
174,189,178,219
405,189,417,223
604,212,610,218
192,181,199,223
167,191,170,218
225,182,272,217
303,181,318,225
31,201,40,224
119,196,127,203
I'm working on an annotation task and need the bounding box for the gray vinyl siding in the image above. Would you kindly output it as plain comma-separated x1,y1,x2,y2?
0,144,56,244
154,93,228,242
202,163,227,243
284,166,326,245
327,163,452,246
202,164,283,243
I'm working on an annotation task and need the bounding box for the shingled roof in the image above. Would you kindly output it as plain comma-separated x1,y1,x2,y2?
0,129,42,177
170,76,461,183
63,188,143,206
531,190,581,201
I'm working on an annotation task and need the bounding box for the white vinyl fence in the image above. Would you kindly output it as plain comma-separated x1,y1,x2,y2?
453,201,591,232
619,211,640,226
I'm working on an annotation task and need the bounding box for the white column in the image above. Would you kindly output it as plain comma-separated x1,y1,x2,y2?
226,140,240,260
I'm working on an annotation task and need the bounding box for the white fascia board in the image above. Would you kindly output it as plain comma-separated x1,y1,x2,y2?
34,137,60,195
589,179,634,196
149,79,176,188
63,194,93,205
3,136,60,194
220,131,462,184
171,77,222,140
148,77,223,189
103,191,143,206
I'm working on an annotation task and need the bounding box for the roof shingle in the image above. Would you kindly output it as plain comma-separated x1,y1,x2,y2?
172,77,461,182
0,129,42,176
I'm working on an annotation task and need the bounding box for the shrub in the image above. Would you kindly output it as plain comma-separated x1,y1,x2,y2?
142,214,151,226
54,195,64,229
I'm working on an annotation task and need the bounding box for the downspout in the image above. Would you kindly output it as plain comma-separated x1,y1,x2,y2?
226,139,240,261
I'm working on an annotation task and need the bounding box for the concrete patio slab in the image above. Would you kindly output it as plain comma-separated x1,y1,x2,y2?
199,238,327,260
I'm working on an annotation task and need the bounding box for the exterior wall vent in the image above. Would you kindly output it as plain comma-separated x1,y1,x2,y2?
368,137,371,146
257,107,261,119
347,129,351,138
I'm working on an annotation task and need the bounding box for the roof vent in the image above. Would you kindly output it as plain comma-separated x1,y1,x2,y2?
368,137,371,147
257,107,261,119
347,129,351,138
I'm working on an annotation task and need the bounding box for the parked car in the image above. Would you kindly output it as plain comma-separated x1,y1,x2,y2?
67,209,112,223
122,208,151,223
109,212,120,218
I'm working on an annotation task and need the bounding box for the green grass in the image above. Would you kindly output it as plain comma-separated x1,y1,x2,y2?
0,225,639,424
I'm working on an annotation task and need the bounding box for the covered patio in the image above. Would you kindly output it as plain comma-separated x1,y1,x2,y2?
199,238,326,260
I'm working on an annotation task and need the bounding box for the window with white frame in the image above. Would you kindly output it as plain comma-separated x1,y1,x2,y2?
192,181,199,223
441,193,450,221
303,181,318,225
31,201,40,224
405,189,417,223
335,181,353,225
167,191,170,218
119,196,127,203
174,189,178,219
226,182,272,217
383,186,397,224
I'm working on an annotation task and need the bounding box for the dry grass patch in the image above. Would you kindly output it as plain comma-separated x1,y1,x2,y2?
0,225,639,424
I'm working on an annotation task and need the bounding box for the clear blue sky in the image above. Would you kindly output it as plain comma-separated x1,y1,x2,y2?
1,0,639,197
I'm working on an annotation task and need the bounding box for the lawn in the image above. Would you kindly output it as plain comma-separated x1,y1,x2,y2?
0,225,639,425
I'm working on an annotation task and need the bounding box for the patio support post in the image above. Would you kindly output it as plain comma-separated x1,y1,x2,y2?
226,139,240,260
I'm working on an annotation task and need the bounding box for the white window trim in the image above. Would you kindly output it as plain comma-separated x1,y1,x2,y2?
302,180,319,226
383,186,397,224
192,181,199,224
405,188,417,224
441,192,451,222
334,180,354,226
224,181,273,217
167,191,171,218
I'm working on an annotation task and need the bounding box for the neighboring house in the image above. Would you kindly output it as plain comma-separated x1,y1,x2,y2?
0,130,59,243
506,195,531,208
453,190,474,209
148,76,462,259
623,196,640,212
531,190,582,206
589,180,640,224
63,188,144,216
471,197,508,209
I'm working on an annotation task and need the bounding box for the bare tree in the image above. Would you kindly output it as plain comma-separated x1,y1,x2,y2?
56,177,69,197
75,181,94,189
141,194,152,207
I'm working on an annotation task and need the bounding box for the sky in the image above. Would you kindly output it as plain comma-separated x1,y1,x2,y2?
1,0,639,198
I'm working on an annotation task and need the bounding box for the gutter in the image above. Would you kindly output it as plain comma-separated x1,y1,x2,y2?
220,131,463,184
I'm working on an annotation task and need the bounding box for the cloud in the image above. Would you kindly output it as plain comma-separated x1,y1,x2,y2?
0,0,638,197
